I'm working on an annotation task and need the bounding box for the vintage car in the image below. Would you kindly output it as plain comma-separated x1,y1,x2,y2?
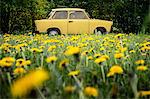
35,8,113,35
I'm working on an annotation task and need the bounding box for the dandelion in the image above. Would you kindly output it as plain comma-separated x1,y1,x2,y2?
100,47,105,51
30,48,43,53
143,42,150,47
114,53,124,59
138,91,150,96
135,60,145,65
14,67,26,74
84,86,98,97
119,47,127,53
48,45,56,51
107,65,123,77
26,60,31,65
141,46,150,52
95,57,107,64
114,33,124,39
64,47,80,56
81,51,89,56
101,55,109,60
0,57,15,67
11,69,49,97
59,59,69,69
129,50,136,53
88,56,93,60
68,70,80,76
136,66,148,71
15,43,28,52
64,85,76,93
46,56,57,63
94,53,101,58
16,59,31,67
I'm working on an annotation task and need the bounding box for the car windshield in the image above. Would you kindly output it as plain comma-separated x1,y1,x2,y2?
52,11,68,19
69,11,88,19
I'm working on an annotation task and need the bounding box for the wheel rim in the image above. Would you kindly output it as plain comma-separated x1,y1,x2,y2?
49,30,58,36
96,31,102,35
94,29,102,35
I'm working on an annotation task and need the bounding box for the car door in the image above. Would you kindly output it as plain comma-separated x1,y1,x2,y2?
50,11,68,34
68,11,89,34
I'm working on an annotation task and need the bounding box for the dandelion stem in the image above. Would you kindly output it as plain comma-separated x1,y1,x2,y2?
7,72,11,85
36,87,46,99
21,47,26,60
100,66,106,83
41,53,44,67
85,57,88,67
67,67,85,99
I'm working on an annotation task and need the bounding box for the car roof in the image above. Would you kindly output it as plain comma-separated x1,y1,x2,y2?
52,8,85,11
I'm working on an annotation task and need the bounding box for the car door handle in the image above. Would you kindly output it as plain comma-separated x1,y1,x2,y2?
69,21,73,23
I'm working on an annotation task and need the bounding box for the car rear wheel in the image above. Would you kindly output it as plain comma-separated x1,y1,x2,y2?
94,28,107,35
47,29,60,36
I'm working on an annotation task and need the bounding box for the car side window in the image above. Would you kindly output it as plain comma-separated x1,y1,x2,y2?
52,11,68,19
69,11,88,19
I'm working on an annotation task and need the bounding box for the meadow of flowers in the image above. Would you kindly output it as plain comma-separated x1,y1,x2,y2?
0,33,150,99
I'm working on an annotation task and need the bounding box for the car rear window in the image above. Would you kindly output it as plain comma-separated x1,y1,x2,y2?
69,11,88,19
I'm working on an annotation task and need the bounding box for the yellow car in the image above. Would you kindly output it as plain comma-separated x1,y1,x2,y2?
35,8,113,35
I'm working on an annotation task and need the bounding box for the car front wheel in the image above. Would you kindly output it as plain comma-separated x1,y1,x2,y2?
47,29,60,36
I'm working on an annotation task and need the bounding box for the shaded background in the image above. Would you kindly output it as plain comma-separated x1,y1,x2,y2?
0,0,150,34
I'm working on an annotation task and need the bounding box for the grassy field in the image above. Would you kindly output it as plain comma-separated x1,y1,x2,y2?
0,33,150,99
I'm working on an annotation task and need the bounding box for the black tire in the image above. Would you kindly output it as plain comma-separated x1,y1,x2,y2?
94,28,107,35
47,29,60,36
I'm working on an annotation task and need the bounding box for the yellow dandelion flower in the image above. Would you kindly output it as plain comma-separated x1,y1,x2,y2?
138,91,150,96
11,69,49,97
95,57,106,64
114,33,124,39
30,48,43,53
84,87,98,97
25,60,31,65
136,66,148,71
59,59,69,69
46,56,57,63
0,57,15,67
14,67,26,74
129,50,136,53
109,65,123,74
114,53,124,59
48,45,56,51
81,51,89,56
64,47,80,56
143,42,150,47
16,59,29,67
135,60,145,65
39,46,45,49
141,46,150,52
64,85,76,93
94,53,101,58
107,72,115,77
107,65,123,77
100,47,105,51
101,55,109,60
14,43,28,52
68,70,80,76
88,56,93,60
119,47,127,53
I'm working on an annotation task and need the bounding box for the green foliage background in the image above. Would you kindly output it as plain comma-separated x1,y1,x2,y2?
0,0,150,33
